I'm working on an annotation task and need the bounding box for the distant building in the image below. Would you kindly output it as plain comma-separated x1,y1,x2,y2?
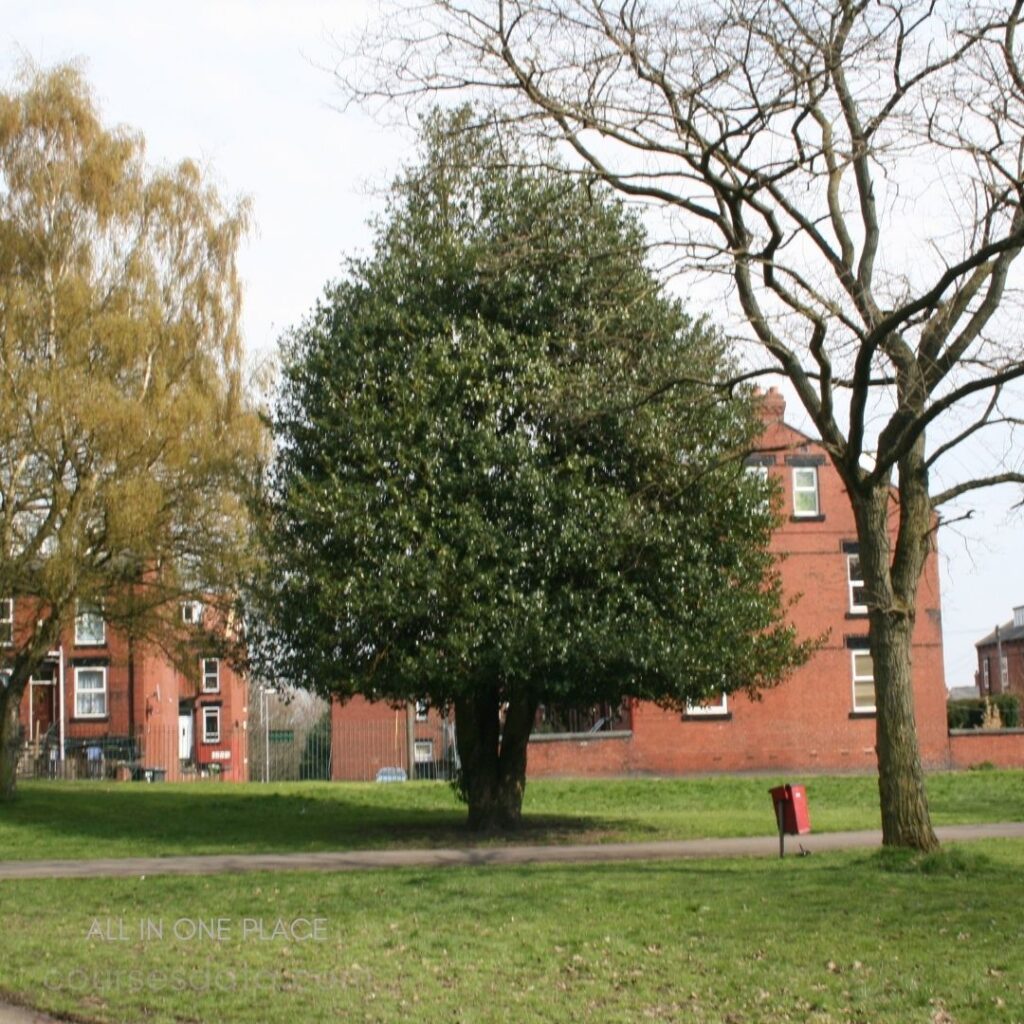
975,607,1024,701
3,598,247,781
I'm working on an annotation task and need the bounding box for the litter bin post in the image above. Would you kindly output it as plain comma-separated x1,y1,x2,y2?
769,784,811,858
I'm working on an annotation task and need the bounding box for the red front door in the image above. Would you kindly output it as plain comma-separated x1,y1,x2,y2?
30,672,56,741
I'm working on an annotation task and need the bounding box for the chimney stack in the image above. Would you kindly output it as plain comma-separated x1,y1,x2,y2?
755,386,786,425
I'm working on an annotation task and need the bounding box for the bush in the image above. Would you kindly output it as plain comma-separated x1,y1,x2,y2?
947,694,1021,730
947,699,985,730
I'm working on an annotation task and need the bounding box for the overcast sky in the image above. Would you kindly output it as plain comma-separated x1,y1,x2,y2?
5,1,1022,692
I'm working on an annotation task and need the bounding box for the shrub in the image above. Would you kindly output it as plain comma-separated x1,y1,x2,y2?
947,694,1021,730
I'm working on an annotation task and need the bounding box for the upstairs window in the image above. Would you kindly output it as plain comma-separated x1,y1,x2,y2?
75,601,105,646
847,555,868,614
202,658,220,693
415,699,429,723
181,601,203,625
0,599,12,645
792,467,820,517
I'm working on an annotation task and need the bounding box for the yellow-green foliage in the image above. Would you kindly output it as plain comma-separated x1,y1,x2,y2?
0,62,266,785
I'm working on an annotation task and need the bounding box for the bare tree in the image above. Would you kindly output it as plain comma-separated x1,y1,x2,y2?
342,0,1024,850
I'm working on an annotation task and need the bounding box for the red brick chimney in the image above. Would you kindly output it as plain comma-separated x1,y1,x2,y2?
754,386,786,425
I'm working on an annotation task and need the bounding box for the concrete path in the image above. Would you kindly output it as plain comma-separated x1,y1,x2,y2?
0,1003,63,1024
1,822,1022,880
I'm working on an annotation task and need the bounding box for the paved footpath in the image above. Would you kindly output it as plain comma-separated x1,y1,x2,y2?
1,822,1022,880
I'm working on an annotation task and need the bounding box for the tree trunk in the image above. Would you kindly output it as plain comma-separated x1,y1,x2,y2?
870,607,938,850
0,687,23,803
855,483,938,852
454,685,537,831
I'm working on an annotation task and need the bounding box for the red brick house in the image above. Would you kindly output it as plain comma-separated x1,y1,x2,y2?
2,598,248,782
330,388,951,780
975,608,1024,701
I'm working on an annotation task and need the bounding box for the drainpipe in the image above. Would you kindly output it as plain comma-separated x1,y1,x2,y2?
406,701,416,780
57,644,65,763
996,625,1005,694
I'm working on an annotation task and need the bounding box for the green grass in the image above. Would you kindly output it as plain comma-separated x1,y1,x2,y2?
1,841,1022,1022
0,770,1022,861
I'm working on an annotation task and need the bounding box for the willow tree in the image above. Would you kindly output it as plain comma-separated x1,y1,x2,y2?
250,111,809,830
0,64,265,800
344,0,1024,851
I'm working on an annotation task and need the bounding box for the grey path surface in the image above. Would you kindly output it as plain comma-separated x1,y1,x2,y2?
0,1003,63,1024
1,822,1022,880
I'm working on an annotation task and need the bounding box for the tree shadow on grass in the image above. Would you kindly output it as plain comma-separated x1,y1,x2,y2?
0,782,641,860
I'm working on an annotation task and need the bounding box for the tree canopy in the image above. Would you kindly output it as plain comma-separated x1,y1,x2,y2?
251,111,808,828
0,63,265,798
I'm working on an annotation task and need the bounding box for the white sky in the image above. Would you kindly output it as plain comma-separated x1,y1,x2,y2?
5,0,1022,693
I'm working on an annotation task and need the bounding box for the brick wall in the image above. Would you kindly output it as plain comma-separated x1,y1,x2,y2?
949,730,1024,770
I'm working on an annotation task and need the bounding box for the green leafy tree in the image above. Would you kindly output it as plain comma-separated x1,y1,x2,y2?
346,0,1024,851
251,111,809,829
0,64,265,800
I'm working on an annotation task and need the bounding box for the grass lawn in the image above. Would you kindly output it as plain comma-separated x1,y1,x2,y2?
0,771,1021,861
0,841,1021,1023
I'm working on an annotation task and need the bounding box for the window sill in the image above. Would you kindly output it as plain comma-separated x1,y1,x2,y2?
844,611,869,620
790,514,826,523
683,712,733,722
70,716,109,723
529,730,632,743
848,710,876,719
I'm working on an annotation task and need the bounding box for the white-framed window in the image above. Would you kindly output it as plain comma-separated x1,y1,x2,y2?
202,705,221,743
686,692,729,717
75,601,105,646
1000,655,1009,689
792,466,820,517
181,601,203,625
982,657,991,693
202,658,220,693
847,555,868,614
0,598,12,645
852,651,876,712
415,699,429,723
74,667,107,718
414,739,434,763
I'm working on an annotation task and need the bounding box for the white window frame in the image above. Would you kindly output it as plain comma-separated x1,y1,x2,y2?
415,699,429,723
851,651,876,713
181,601,203,625
74,667,108,719
792,466,820,517
0,598,12,646
75,601,105,646
202,706,221,744
413,739,434,763
201,658,220,694
1000,655,1009,689
686,692,729,717
982,657,991,693
847,555,868,614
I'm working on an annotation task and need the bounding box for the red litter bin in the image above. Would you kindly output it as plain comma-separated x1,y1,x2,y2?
769,784,811,857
